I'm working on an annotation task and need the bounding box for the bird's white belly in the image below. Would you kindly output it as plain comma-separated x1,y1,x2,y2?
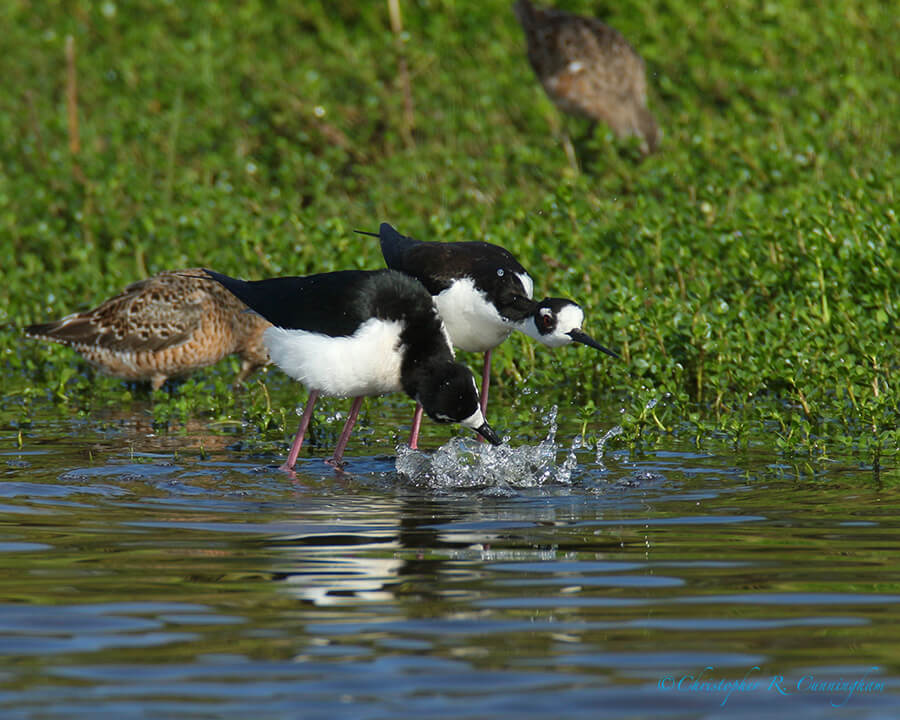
264,319,404,398
435,280,513,353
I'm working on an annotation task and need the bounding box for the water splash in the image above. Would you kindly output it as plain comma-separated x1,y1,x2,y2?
540,404,559,443
395,405,587,491
595,425,624,466
556,433,582,485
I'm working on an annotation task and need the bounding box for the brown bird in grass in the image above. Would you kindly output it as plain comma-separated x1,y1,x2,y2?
25,269,271,390
513,0,660,155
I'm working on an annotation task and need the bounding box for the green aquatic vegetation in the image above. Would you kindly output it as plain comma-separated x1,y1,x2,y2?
0,0,896,463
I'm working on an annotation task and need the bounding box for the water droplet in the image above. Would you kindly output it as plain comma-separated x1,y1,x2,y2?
595,425,624,465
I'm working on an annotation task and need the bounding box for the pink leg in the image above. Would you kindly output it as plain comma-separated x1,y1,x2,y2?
281,389,320,471
328,396,364,467
480,349,492,415
477,350,492,443
408,402,424,449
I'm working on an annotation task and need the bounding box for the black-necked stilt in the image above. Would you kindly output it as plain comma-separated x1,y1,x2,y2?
356,223,619,447
519,297,621,357
513,0,660,155
201,268,501,470
25,269,270,390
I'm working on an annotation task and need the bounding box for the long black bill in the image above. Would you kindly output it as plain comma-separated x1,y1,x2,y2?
568,330,621,360
475,421,502,446
354,229,379,238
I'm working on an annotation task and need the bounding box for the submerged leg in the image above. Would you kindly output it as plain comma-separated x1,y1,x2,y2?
281,389,320,471
408,402,424,450
329,396,364,467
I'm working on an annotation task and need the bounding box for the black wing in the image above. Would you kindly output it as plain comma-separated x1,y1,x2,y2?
372,222,421,271
370,223,533,322
202,269,390,336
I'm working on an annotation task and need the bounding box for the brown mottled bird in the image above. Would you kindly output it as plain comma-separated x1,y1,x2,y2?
513,0,660,155
25,269,270,390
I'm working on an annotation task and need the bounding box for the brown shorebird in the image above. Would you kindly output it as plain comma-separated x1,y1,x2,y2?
25,269,270,390
513,0,660,155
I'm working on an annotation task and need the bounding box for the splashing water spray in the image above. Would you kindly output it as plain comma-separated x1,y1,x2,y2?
395,405,617,491
595,425,624,467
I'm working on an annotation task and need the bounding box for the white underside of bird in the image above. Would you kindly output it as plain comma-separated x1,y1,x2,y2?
435,273,534,353
264,319,406,398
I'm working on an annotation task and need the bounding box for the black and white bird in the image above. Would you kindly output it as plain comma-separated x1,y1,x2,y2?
519,296,619,355
201,268,501,470
356,223,619,447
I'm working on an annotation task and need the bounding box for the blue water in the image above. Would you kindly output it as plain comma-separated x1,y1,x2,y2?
0,404,898,719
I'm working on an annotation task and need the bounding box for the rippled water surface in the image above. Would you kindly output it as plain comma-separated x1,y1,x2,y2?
1,401,898,719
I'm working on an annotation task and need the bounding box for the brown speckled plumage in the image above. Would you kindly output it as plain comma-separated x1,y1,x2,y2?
25,269,271,390
514,0,660,154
